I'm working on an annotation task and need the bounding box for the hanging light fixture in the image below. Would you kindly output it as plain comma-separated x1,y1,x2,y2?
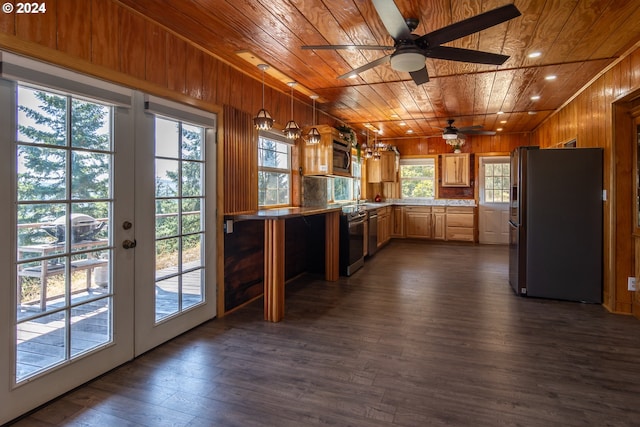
306,94,321,144
284,81,301,140
363,131,373,159
373,131,381,160
253,64,274,131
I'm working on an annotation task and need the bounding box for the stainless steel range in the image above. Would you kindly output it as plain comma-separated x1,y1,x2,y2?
339,205,367,276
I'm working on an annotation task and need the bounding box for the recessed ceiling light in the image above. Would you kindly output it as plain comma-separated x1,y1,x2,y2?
500,120,507,124
497,111,504,115
545,75,557,80
528,111,537,115
406,129,414,134
531,95,540,100
399,122,406,126
390,114,399,119
497,128,503,131
528,51,542,58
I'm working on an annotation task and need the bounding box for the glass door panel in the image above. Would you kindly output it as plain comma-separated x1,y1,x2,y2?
154,117,205,322
14,86,115,382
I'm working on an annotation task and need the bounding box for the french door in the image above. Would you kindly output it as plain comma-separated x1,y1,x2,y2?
0,61,216,424
133,96,217,355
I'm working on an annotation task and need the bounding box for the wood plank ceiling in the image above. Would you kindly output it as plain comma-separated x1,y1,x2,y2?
118,0,640,139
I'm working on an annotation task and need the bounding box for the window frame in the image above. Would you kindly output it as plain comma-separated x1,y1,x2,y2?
480,156,511,204
399,156,437,200
257,133,292,208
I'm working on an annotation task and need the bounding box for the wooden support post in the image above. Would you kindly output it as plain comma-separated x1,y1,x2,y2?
264,218,285,322
325,211,340,281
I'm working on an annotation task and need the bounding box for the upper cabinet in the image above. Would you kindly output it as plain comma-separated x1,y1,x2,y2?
302,124,351,177
367,150,398,183
441,153,470,187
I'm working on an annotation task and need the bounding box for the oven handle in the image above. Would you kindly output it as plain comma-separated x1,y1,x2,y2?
348,217,366,227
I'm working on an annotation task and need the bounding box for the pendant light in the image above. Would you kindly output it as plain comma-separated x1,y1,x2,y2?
306,94,321,144
253,64,274,130
284,81,301,140
373,131,381,160
364,131,373,159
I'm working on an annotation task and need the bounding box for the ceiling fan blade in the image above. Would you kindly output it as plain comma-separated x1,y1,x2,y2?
458,125,484,131
409,66,429,85
465,130,496,135
337,55,391,79
302,44,393,51
418,4,521,47
426,46,509,65
371,0,412,40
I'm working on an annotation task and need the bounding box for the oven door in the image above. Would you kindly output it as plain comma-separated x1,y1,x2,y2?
348,216,365,265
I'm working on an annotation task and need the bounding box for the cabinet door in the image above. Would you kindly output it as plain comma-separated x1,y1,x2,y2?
391,206,404,237
302,125,332,176
405,207,432,238
432,208,446,240
442,153,470,187
367,158,381,183
381,152,397,182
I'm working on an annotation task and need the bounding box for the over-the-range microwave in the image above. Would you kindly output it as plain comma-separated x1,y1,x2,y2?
332,139,351,176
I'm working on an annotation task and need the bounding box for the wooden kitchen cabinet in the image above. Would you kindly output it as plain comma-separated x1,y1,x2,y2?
302,125,332,176
445,206,475,242
377,206,392,247
404,206,432,239
391,206,404,237
367,151,398,183
432,207,446,240
441,153,470,187
302,124,351,176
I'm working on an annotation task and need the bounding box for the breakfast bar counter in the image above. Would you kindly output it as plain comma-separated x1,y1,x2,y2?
232,206,341,322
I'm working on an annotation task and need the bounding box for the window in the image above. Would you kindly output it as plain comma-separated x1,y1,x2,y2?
15,85,114,382
483,161,510,203
400,158,435,198
258,135,290,206
327,157,361,202
154,117,206,322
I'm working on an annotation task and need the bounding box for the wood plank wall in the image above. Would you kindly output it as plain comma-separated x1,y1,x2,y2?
532,45,640,314
224,105,258,214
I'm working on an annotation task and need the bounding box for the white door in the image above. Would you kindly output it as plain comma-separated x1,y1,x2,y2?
133,96,217,355
479,156,510,244
0,64,217,424
0,78,136,424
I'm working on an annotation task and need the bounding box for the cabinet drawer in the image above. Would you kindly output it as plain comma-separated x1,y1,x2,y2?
446,213,473,227
446,226,474,242
432,207,446,213
404,206,431,213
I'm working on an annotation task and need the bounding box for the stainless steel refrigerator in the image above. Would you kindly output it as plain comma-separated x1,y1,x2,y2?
508,146,603,302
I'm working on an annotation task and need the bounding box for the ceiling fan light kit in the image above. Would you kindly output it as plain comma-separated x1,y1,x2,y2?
390,50,425,72
302,2,521,86
253,64,274,131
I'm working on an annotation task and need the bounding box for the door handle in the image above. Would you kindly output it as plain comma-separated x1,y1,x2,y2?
122,239,137,249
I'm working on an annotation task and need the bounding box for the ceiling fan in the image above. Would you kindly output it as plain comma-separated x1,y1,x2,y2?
302,1,521,85
441,119,496,140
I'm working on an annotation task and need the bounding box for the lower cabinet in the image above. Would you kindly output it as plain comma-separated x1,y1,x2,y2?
377,206,392,247
445,206,475,242
391,206,404,237
405,206,432,238
371,205,476,244
432,207,446,240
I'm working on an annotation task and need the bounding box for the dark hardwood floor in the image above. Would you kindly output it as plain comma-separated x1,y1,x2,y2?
10,241,640,426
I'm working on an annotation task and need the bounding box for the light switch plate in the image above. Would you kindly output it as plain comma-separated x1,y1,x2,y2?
628,277,636,291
